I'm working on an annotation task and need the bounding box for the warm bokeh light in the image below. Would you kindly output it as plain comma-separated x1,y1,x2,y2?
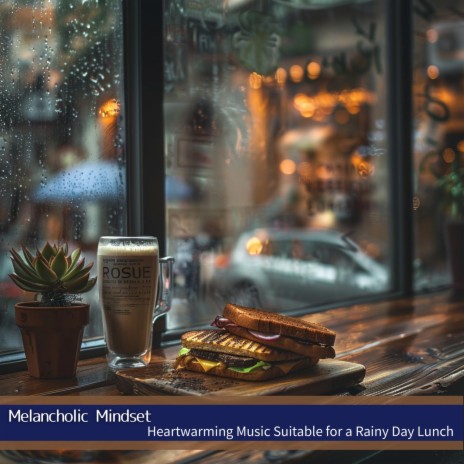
427,65,440,79
292,88,374,119
249,72,262,89
289,65,304,83
457,140,464,153
309,211,336,228
351,152,363,169
263,75,274,86
98,98,120,118
275,67,287,85
293,93,316,118
316,165,332,180
307,61,321,79
357,161,374,177
346,104,361,115
246,237,263,255
280,158,297,175
443,148,455,163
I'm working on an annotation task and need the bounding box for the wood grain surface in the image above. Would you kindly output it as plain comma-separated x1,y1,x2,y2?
0,290,463,463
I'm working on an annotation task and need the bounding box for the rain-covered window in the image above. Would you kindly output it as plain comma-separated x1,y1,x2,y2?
0,1,125,356
412,0,464,290
163,0,393,330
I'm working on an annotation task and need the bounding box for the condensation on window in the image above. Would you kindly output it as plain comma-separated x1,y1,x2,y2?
163,0,391,330
412,0,464,290
0,1,126,353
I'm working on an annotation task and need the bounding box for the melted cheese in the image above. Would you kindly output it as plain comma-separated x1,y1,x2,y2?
275,360,302,374
191,354,301,375
195,358,221,372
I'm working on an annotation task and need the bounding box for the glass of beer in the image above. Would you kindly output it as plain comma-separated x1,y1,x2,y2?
97,236,174,369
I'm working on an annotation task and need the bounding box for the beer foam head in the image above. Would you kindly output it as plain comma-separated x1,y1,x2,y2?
98,237,159,256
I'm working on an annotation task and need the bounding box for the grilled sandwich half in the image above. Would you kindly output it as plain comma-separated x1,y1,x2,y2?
212,303,336,359
175,329,318,381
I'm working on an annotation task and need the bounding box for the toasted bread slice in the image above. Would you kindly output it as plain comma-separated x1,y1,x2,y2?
181,330,303,362
176,354,318,381
225,325,335,358
223,303,336,346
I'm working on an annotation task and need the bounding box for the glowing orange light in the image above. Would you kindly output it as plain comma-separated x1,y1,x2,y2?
443,148,455,163
301,108,315,118
307,61,321,79
246,237,263,255
316,165,332,180
357,161,374,177
249,72,262,89
457,140,464,153
275,67,287,85
263,76,274,86
351,153,363,168
293,93,316,118
280,159,297,175
346,104,361,115
98,98,120,118
427,65,439,79
289,65,304,83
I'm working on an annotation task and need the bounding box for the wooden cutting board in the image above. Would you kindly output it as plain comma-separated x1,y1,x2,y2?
115,359,365,396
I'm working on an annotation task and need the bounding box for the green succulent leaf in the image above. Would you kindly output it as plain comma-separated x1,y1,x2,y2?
35,255,58,283
10,247,25,264
10,249,43,282
70,248,81,268
10,248,34,273
21,246,35,268
9,241,96,305
10,257,40,282
62,258,85,280
9,273,49,293
41,242,56,262
62,272,91,292
50,249,68,278
62,263,94,283
79,277,97,293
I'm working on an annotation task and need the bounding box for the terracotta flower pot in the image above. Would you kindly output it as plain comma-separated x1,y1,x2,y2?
15,302,90,379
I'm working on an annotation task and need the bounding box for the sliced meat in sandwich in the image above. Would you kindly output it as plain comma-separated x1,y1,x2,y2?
211,303,336,359
175,329,318,381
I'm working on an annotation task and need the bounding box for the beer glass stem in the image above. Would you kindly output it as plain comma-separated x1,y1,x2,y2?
154,256,175,322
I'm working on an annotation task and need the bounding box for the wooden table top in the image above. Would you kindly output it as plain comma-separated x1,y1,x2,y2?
0,290,463,463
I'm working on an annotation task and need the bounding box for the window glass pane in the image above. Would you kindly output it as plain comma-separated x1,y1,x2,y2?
0,1,125,355
412,1,464,290
164,0,392,329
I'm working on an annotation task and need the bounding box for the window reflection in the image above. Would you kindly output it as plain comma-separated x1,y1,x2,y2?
413,1,464,290
164,0,391,329
0,1,125,353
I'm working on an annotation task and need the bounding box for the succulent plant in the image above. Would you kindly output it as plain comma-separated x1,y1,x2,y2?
9,242,97,307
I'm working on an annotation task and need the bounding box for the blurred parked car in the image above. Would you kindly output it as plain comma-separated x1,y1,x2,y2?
211,228,389,310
